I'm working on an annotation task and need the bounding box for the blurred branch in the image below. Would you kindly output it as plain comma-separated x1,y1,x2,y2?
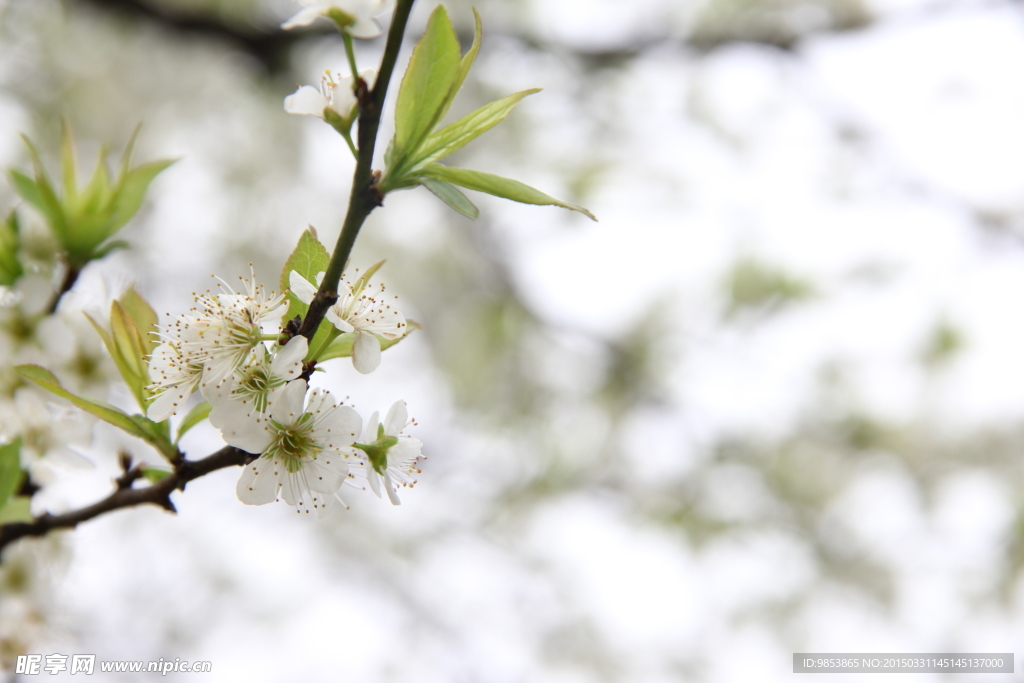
68,0,329,73
65,0,1014,79
0,445,251,559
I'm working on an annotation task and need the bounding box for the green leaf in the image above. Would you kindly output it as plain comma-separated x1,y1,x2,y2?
0,211,23,286
18,136,71,240
421,165,597,220
393,5,461,158
108,158,176,232
90,240,130,260
0,438,24,510
319,320,421,361
141,467,172,483
76,149,113,219
119,124,142,178
85,312,142,410
176,401,211,443
85,289,158,412
280,228,335,357
127,414,178,461
60,121,78,205
422,178,479,219
119,286,159,358
0,496,32,524
280,227,331,323
349,259,386,298
16,364,153,441
111,302,148,379
434,8,483,126
414,88,540,169
10,170,66,239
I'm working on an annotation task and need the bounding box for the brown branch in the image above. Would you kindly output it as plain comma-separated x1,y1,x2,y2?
0,445,251,560
296,0,416,341
44,260,81,314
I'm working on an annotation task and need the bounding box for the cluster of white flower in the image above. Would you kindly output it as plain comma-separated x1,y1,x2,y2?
146,269,422,516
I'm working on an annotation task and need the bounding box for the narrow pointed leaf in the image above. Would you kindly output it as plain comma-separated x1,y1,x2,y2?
127,414,178,461
422,178,479,219
91,240,130,260
10,170,66,238
78,150,113,218
422,165,597,220
176,401,212,443
320,320,421,361
141,467,172,483
0,438,24,510
60,122,78,205
393,5,461,156
16,364,152,441
119,286,160,357
19,136,72,240
111,302,148,379
0,496,32,524
85,312,145,409
108,158,176,231
119,124,142,179
434,8,483,125
0,211,23,286
416,89,540,168
350,259,386,298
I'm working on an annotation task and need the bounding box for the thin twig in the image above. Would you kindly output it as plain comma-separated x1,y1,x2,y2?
45,261,80,314
0,446,251,559
297,0,417,342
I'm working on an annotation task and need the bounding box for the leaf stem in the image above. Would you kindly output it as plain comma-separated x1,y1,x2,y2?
297,0,416,342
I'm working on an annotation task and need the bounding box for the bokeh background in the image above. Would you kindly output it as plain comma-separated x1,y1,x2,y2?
3,0,1024,680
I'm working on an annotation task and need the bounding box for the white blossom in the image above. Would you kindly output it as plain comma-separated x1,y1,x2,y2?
227,380,360,516
0,389,92,484
147,271,286,421
289,269,406,374
285,69,376,122
281,0,395,37
350,400,422,505
204,335,308,429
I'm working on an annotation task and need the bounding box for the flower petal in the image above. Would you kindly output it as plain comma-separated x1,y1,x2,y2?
352,330,381,374
366,468,382,498
269,379,307,424
209,394,255,430
221,415,273,454
281,6,325,29
147,388,187,422
288,271,318,305
305,455,349,493
237,457,279,505
271,335,308,380
383,400,407,436
279,471,300,506
284,86,328,117
316,405,362,449
382,470,401,505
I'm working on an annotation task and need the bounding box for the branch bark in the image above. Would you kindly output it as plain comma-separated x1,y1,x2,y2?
0,445,251,559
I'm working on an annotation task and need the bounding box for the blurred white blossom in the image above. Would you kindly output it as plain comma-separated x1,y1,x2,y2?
281,0,395,38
